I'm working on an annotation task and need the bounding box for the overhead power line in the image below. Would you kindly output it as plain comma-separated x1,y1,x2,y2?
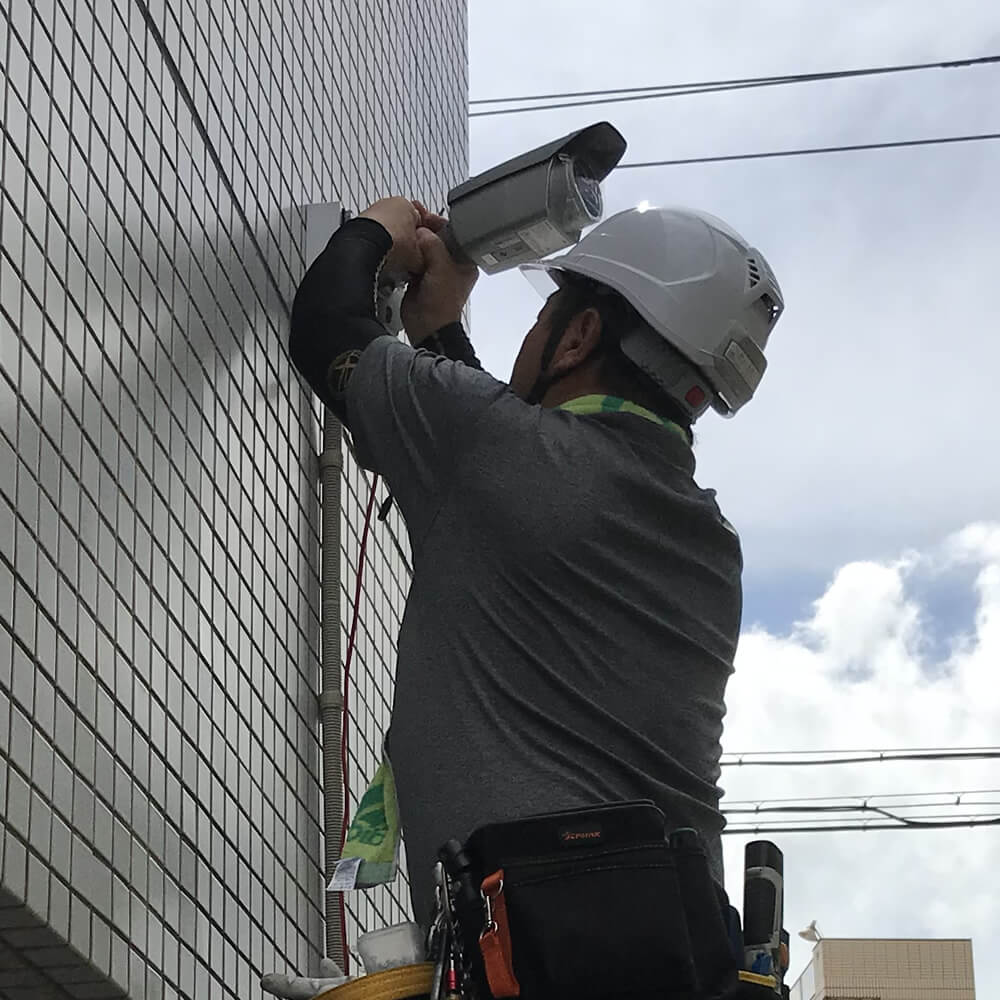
741,801,1000,812
723,816,1000,835
616,131,1000,169
721,787,1000,834
728,811,1000,825
724,802,1000,818
470,53,1000,117
721,747,1000,767
723,788,1000,807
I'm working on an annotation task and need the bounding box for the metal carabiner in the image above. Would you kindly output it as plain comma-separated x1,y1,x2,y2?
481,877,503,935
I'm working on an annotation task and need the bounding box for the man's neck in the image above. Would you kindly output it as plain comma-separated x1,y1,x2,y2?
539,372,609,409
539,373,692,443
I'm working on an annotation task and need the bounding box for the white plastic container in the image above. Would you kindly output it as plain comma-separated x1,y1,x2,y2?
356,921,426,974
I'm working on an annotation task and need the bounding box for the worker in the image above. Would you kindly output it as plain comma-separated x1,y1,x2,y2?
289,196,784,926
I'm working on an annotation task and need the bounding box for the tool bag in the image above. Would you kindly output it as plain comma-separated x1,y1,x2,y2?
439,801,749,1000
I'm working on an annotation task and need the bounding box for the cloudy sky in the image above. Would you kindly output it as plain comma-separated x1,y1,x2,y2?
468,1,1000,992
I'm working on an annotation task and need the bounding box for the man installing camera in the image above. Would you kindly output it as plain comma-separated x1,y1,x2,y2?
289,193,783,934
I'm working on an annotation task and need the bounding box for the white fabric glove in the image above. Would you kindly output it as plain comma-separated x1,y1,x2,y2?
260,958,350,999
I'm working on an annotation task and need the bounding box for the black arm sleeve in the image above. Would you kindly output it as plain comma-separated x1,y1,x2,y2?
289,216,392,421
420,321,482,370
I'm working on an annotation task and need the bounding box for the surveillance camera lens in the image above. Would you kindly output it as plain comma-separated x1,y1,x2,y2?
547,155,605,236
573,168,602,220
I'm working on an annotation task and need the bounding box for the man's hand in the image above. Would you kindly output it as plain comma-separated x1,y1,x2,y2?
359,198,423,278
401,223,479,345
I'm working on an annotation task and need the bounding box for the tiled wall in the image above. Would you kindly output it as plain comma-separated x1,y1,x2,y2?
790,939,976,1000
0,1,467,997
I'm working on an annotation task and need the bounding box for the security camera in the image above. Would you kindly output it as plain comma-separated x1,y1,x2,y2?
441,121,627,274
374,122,627,333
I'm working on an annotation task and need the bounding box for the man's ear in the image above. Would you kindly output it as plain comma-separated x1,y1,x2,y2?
548,308,603,375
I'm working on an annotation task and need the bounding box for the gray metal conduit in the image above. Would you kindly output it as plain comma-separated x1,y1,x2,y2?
319,408,346,969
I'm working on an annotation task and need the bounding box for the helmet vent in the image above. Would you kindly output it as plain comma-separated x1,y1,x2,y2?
746,257,762,289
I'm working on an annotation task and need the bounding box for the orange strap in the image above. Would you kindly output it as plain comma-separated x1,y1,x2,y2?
479,870,521,998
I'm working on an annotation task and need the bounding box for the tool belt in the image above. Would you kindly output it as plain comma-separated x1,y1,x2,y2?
437,801,777,1000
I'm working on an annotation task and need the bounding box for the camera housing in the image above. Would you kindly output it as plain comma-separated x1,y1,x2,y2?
442,122,627,275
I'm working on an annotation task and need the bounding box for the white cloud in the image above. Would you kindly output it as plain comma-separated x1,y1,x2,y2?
802,559,919,672
720,522,1000,992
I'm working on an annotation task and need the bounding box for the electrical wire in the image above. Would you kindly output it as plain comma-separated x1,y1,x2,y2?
724,793,1000,824
470,54,1000,105
723,817,1000,835
721,747,1000,767
720,787,1000,834
469,53,1000,117
723,788,1000,807
616,132,1000,169
343,429,413,577
724,803,1000,818
726,811,1000,824
471,77,817,117
726,745,1000,756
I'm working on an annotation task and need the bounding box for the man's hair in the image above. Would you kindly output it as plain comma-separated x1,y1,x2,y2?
547,273,694,440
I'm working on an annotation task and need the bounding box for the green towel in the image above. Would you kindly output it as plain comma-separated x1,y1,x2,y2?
330,757,401,890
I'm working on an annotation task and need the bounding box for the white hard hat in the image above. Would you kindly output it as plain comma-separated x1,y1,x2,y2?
520,205,784,418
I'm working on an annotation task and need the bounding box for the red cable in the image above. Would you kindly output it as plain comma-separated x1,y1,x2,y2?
338,475,380,971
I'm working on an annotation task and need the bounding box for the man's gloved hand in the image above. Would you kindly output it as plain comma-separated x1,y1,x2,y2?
401,206,479,345
260,957,350,999
359,198,424,280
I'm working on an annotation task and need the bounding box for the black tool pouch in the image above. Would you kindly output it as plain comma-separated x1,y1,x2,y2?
441,801,738,1000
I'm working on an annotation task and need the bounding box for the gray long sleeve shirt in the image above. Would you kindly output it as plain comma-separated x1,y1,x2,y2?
345,337,743,924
